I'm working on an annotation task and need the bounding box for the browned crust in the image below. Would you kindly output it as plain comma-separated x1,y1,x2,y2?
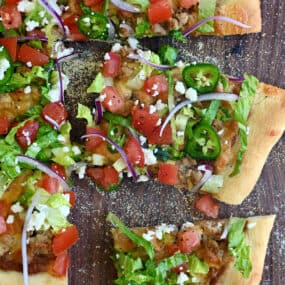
0,271,67,285
216,215,275,285
213,0,262,35
215,83,285,204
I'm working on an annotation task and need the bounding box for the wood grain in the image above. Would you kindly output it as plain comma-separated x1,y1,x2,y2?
64,0,285,284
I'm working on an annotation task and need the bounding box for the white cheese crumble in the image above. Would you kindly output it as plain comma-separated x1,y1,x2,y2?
175,60,185,68
177,272,189,285
111,43,122,52
72,146,81,155
26,61,33,68
177,131,184,137
11,202,24,213
175,81,186,94
139,135,147,145
181,221,194,230
0,58,10,80
104,53,111,60
48,72,70,102
149,105,156,114
142,230,155,241
24,85,32,94
57,134,66,143
76,164,87,179
54,41,74,59
128,37,139,50
17,0,35,13
155,99,166,111
142,149,157,165
25,20,39,32
185,87,198,101
6,215,14,224
155,118,162,126
137,175,149,182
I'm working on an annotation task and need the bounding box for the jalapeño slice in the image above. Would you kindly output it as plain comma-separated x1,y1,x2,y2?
182,63,220,94
78,12,109,40
185,123,221,160
0,45,13,86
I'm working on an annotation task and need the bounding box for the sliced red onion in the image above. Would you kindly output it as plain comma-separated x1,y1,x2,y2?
39,0,66,35
128,53,171,71
160,93,239,136
22,192,41,285
94,100,103,124
17,155,70,190
108,20,116,40
146,168,152,178
16,36,48,41
55,61,64,104
228,76,245,83
119,23,134,35
43,114,60,131
183,16,251,37
81,133,137,181
110,0,141,13
56,52,78,63
190,165,213,192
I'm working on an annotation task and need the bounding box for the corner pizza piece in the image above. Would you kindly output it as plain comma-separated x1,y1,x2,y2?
77,43,285,207
108,212,275,285
0,39,80,284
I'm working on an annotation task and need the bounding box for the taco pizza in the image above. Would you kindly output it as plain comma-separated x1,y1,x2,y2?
78,43,285,208
108,212,275,285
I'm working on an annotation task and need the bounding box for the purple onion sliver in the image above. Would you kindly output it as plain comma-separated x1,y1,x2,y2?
108,20,116,40
146,168,153,178
56,52,78,63
183,16,251,37
110,0,141,13
128,54,171,71
95,100,103,124
16,36,48,42
119,23,134,35
55,61,64,104
81,133,138,181
228,77,245,83
22,192,41,285
17,155,70,190
39,0,66,35
190,165,213,192
43,114,60,131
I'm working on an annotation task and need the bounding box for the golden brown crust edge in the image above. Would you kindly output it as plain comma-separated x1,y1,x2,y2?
214,0,262,35
0,271,67,285
215,83,285,204
216,215,276,285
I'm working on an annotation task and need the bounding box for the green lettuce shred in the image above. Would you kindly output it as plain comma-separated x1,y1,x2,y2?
231,74,259,176
228,217,252,278
87,72,104,93
76,103,93,126
197,0,217,33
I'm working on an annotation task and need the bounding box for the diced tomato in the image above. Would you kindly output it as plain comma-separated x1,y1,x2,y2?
100,86,125,114
52,226,79,256
144,75,168,97
5,0,20,4
195,194,219,218
0,115,10,135
0,5,22,29
17,44,49,66
178,0,199,8
15,120,39,149
86,166,119,190
84,0,102,7
103,52,121,78
148,0,172,24
131,106,160,137
41,174,60,194
53,251,70,277
0,38,17,61
0,216,7,235
51,163,67,180
147,124,173,145
85,127,105,152
157,163,178,185
177,229,201,253
41,102,68,127
124,137,145,167
63,15,88,41
63,191,76,208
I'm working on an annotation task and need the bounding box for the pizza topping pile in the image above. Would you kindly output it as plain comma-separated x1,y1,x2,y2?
108,212,253,284
79,43,259,205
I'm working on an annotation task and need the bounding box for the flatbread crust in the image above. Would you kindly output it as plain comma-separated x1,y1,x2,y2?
216,83,285,204
216,215,275,285
0,271,67,285
213,0,262,35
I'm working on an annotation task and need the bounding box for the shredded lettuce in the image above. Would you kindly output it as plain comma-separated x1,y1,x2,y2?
107,212,155,260
135,19,151,38
228,217,252,278
87,72,104,93
201,100,221,125
231,74,259,176
127,0,149,10
197,0,217,33
76,103,93,126
188,254,209,275
201,175,224,193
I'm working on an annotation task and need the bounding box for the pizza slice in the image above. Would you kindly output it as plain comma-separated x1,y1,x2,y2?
78,43,285,207
108,212,275,285
0,38,80,284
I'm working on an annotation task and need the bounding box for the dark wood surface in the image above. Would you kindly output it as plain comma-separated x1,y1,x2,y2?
64,1,285,284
